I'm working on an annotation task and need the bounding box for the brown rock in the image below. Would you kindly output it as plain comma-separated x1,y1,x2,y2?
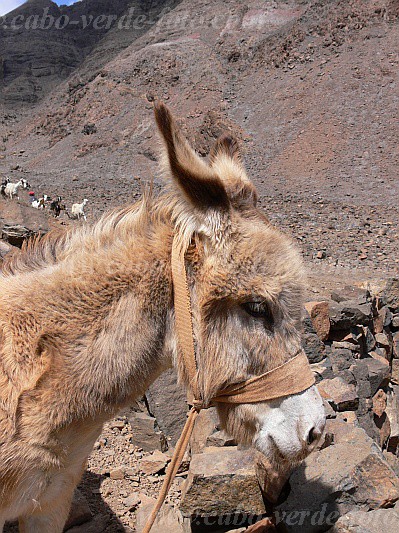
110,419,125,430
137,492,157,507
318,377,359,411
180,447,265,518
332,340,360,353
311,360,334,382
342,331,361,345
337,411,357,425
369,350,389,365
374,411,391,449
352,452,399,508
393,331,399,359
140,450,169,475
302,331,326,363
384,452,399,479
128,411,168,452
375,332,391,354
304,301,331,341
122,494,141,511
206,430,237,447
374,315,384,335
363,357,391,396
372,390,391,448
109,467,124,480
331,286,370,304
136,497,189,533
381,278,399,313
135,494,156,532
190,407,219,454
360,326,376,353
329,302,372,330
146,368,188,445
322,418,355,442
392,359,399,385
0,200,50,240
372,389,387,417
374,306,392,334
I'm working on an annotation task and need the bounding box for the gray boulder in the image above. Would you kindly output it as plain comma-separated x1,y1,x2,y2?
276,421,399,532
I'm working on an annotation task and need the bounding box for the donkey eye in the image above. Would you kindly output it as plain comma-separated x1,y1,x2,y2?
242,301,273,325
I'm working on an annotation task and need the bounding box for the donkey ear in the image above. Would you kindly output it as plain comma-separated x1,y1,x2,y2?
209,134,241,165
154,102,229,211
209,133,258,209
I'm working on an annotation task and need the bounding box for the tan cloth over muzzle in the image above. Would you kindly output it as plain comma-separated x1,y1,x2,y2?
142,236,315,533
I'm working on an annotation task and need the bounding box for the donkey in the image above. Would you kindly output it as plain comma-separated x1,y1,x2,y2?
0,103,325,532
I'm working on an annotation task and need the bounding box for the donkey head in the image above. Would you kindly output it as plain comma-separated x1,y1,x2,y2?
155,103,325,466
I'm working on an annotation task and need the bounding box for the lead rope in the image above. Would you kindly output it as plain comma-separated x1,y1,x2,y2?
142,237,204,533
141,235,316,532
141,406,199,533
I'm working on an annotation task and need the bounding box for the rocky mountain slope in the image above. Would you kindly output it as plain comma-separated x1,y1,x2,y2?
0,0,124,104
0,0,178,104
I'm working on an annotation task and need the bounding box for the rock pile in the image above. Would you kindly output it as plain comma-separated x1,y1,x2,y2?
305,281,399,451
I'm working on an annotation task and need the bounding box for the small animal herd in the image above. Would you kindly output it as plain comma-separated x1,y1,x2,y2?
0,177,89,221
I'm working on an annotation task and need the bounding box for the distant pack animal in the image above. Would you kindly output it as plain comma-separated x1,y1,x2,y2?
0,104,325,532
50,196,65,218
3,179,29,200
31,195,49,210
70,198,88,221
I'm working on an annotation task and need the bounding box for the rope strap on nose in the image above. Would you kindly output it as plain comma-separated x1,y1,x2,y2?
141,235,315,533
213,350,315,404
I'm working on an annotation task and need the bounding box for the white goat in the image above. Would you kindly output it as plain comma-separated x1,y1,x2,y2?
71,198,89,221
3,179,29,200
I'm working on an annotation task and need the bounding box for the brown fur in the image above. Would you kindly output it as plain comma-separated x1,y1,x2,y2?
0,104,305,531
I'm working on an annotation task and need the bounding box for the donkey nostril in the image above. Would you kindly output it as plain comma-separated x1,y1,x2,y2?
306,427,320,446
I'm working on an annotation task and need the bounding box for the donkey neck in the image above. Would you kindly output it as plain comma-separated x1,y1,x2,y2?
63,213,177,413
0,203,179,422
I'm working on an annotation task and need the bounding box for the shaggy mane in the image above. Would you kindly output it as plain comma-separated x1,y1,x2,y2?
1,228,72,277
